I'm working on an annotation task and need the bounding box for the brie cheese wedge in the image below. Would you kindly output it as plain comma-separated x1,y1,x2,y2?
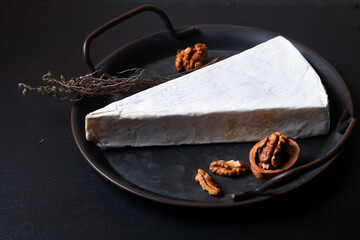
85,36,329,147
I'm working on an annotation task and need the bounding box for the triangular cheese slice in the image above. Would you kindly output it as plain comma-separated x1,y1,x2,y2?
86,36,329,147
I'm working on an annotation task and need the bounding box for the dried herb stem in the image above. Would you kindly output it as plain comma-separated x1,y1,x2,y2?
18,57,220,101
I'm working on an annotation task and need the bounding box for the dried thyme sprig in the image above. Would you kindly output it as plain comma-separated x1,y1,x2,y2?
18,57,220,101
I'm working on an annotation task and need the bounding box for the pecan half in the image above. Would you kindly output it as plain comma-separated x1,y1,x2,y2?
257,132,289,170
195,169,220,196
209,160,249,177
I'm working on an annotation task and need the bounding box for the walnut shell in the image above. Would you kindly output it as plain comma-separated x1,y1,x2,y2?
249,138,300,181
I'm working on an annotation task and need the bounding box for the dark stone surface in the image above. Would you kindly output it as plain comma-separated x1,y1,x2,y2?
1,0,359,239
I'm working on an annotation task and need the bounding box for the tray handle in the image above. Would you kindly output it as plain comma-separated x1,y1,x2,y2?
83,4,195,72
231,110,356,202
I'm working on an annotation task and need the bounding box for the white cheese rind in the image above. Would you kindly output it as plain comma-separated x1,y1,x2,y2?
85,36,330,147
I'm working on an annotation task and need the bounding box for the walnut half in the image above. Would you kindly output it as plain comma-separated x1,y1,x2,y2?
257,132,289,170
175,43,208,71
249,132,300,181
195,169,220,196
209,160,249,177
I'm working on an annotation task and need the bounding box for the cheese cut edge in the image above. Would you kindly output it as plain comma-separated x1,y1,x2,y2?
86,107,329,147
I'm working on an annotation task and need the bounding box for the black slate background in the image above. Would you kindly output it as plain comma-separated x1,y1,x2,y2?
1,0,359,239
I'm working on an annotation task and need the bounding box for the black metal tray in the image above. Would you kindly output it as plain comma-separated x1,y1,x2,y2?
71,5,355,207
